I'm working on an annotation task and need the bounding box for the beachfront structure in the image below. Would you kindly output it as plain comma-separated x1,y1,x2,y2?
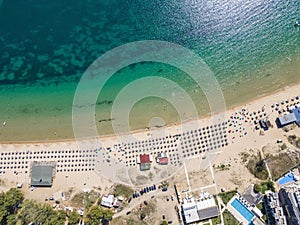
101,194,114,208
156,152,169,165
259,117,272,131
227,194,264,225
276,108,300,128
30,164,54,187
181,194,219,224
265,191,287,225
276,113,297,127
293,108,300,126
278,189,300,225
136,154,153,171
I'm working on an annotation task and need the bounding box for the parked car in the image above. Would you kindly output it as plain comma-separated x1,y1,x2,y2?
162,187,167,192
126,211,131,215
128,197,132,203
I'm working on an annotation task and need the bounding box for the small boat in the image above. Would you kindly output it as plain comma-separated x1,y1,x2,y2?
295,20,299,27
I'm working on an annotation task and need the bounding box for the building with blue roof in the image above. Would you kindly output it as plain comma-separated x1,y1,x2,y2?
293,108,300,126
276,108,300,128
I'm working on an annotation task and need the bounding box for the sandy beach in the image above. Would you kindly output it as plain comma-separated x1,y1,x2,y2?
0,83,300,202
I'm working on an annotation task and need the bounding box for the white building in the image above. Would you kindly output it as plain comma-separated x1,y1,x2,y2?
101,194,114,208
182,194,219,224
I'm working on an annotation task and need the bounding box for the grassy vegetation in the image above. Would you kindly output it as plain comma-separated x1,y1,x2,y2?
148,172,153,180
112,200,156,225
219,191,237,205
214,163,231,171
113,184,134,199
246,151,268,180
240,152,250,163
266,153,297,180
70,190,99,210
280,143,287,150
288,134,300,148
211,215,221,225
254,181,275,194
223,210,240,225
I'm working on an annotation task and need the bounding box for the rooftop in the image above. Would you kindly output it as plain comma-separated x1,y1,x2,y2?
101,194,114,208
140,163,151,171
182,196,219,224
158,157,168,165
278,113,297,126
138,154,151,164
31,165,53,187
242,184,263,205
293,108,300,123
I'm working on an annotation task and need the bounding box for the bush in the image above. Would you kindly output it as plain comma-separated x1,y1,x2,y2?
280,143,287,150
254,181,275,194
247,152,269,180
219,191,237,205
113,184,133,199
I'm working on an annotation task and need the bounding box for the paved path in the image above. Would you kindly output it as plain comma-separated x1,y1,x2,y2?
259,149,272,180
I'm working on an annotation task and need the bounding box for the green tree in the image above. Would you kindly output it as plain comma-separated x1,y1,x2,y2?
18,200,66,225
86,206,102,225
0,188,23,224
86,206,114,225
160,221,168,225
68,211,80,225
102,209,113,221
4,188,24,214
6,214,17,225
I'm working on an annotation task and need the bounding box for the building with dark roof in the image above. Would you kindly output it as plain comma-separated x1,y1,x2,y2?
197,206,219,221
278,188,300,225
265,191,287,225
31,164,53,187
242,184,263,205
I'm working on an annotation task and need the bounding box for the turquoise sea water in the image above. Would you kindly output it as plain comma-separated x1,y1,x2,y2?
0,0,300,141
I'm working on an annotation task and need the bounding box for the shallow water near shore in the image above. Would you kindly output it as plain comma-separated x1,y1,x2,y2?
0,0,300,142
